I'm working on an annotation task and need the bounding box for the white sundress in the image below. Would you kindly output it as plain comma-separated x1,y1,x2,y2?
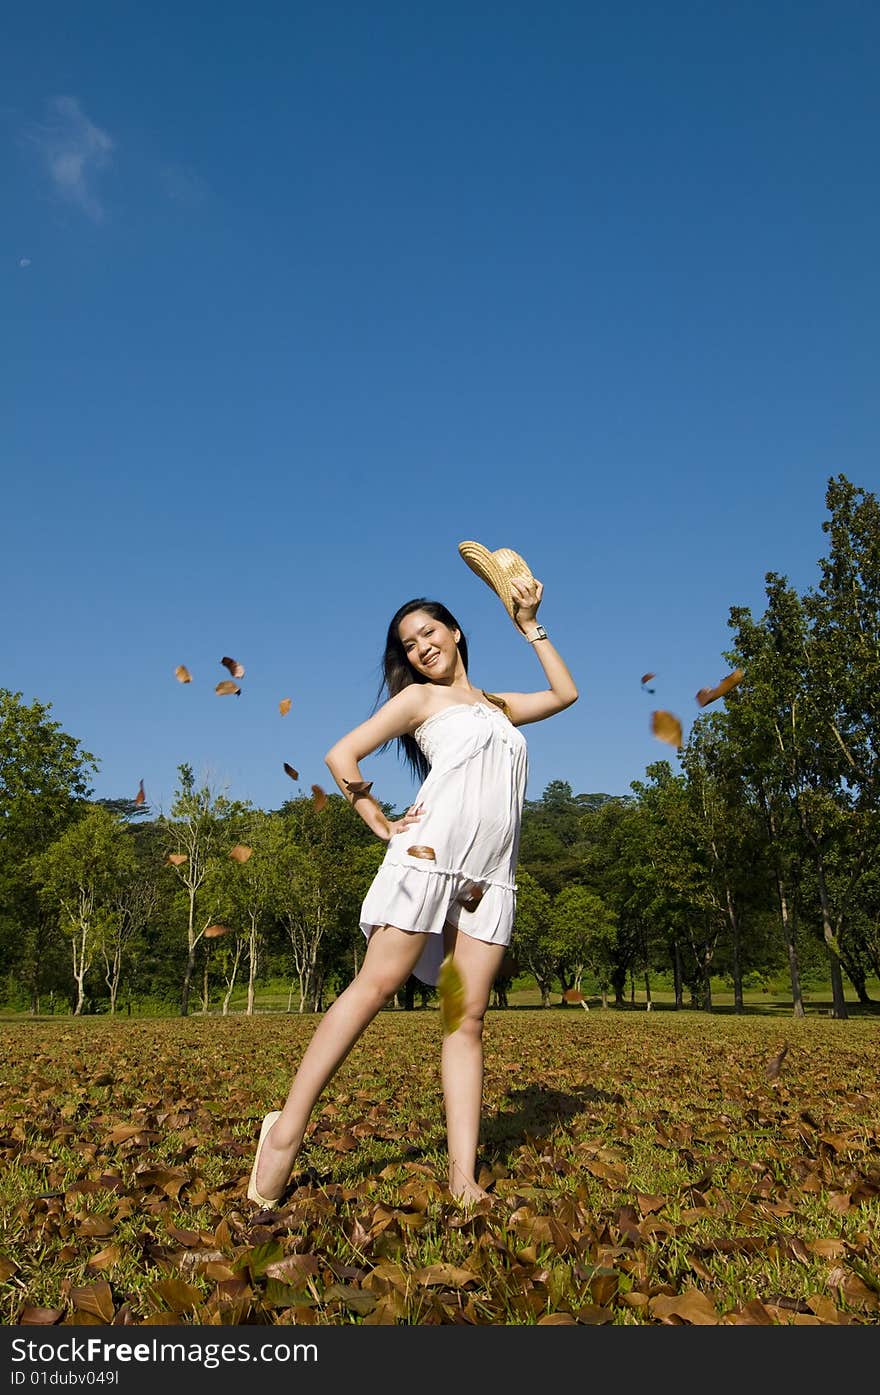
359,698,529,987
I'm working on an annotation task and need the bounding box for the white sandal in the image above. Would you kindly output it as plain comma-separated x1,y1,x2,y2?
247,1110,283,1206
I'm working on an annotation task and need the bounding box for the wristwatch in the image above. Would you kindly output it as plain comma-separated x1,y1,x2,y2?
526,625,548,643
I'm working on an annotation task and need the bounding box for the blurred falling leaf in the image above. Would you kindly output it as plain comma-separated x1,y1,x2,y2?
640,672,657,693
651,710,683,748
562,988,584,1004
457,880,484,911
166,853,187,866
174,665,192,684
221,656,245,679
228,844,253,863
437,954,465,1035
696,668,744,708
204,925,230,939
134,780,146,806
766,1042,789,1080
407,845,436,861
215,680,241,697
279,698,292,716
283,762,299,781
311,785,328,812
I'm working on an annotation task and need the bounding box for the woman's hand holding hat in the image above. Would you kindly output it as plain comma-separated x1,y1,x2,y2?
510,575,543,633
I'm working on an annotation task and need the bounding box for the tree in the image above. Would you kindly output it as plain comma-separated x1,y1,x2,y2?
729,576,853,1017
32,806,133,1014
550,884,616,1005
160,764,238,1016
0,691,97,1010
512,869,554,1006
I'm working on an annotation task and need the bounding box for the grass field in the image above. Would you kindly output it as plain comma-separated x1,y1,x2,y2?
1,1009,878,1325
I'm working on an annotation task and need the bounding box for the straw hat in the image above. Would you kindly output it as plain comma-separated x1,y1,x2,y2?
457,540,536,623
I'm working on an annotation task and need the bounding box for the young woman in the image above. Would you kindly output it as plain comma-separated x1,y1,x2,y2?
248,574,577,1207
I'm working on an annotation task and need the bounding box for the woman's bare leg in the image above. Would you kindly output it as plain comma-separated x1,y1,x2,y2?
440,926,507,1203
254,924,428,1201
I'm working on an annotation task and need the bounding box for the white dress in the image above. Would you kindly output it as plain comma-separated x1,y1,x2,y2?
359,698,529,986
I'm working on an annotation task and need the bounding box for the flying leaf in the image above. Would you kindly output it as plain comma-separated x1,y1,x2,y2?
166,853,188,866
221,656,245,679
344,779,374,799
407,845,436,861
283,762,299,781
640,672,657,694
215,680,241,696
134,780,145,806
696,668,744,707
311,785,328,812
174,665,192,684
766,1042,789,1080
651,710,683,748
437,954,465,1035
228,844,253,863
279,698,292,716
563,988,584,1004
204,925,230,939
457,880,484,911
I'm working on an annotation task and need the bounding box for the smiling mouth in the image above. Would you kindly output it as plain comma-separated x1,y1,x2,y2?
423,654,439,667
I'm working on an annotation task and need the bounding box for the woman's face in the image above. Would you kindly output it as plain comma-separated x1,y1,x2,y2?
398,610,461,681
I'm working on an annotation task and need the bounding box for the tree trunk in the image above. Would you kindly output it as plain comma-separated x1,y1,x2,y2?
643,971,652,1010
766,802,805,1017
816,869,849,1019
673,940,683,1010
180,945,197,1017
784,924,806,1018
246,921,257,1016
725,885,744,1014
611,963,627,1007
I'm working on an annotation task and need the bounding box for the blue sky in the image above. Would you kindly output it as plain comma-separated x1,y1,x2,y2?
3,1,878,818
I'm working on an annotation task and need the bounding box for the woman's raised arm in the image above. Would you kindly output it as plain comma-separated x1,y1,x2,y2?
493,576,579,727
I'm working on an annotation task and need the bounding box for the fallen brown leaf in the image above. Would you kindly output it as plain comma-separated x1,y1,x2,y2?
215,680,241,697
18,1307,64,1325
228,844,253,863
640,672,656,693
407,845,436,861
166,853,187,866
283,762,299,781
279,698,292,716
311,785,328,812
174,665,192,684
204,925,230,939
650,1288,720,1324
134,780,145,806
221,656,245,679
71,1281,115,1323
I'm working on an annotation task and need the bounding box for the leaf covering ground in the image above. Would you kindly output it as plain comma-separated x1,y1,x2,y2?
1,1011,878,1326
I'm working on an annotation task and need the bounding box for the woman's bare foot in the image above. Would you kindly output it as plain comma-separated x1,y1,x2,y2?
255,1122,302,1202
449,1178,492,1207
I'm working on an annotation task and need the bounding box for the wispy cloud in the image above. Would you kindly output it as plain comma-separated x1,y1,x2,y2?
30,96,115,221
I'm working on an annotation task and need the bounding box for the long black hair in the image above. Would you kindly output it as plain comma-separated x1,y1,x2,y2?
376,599,468,783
